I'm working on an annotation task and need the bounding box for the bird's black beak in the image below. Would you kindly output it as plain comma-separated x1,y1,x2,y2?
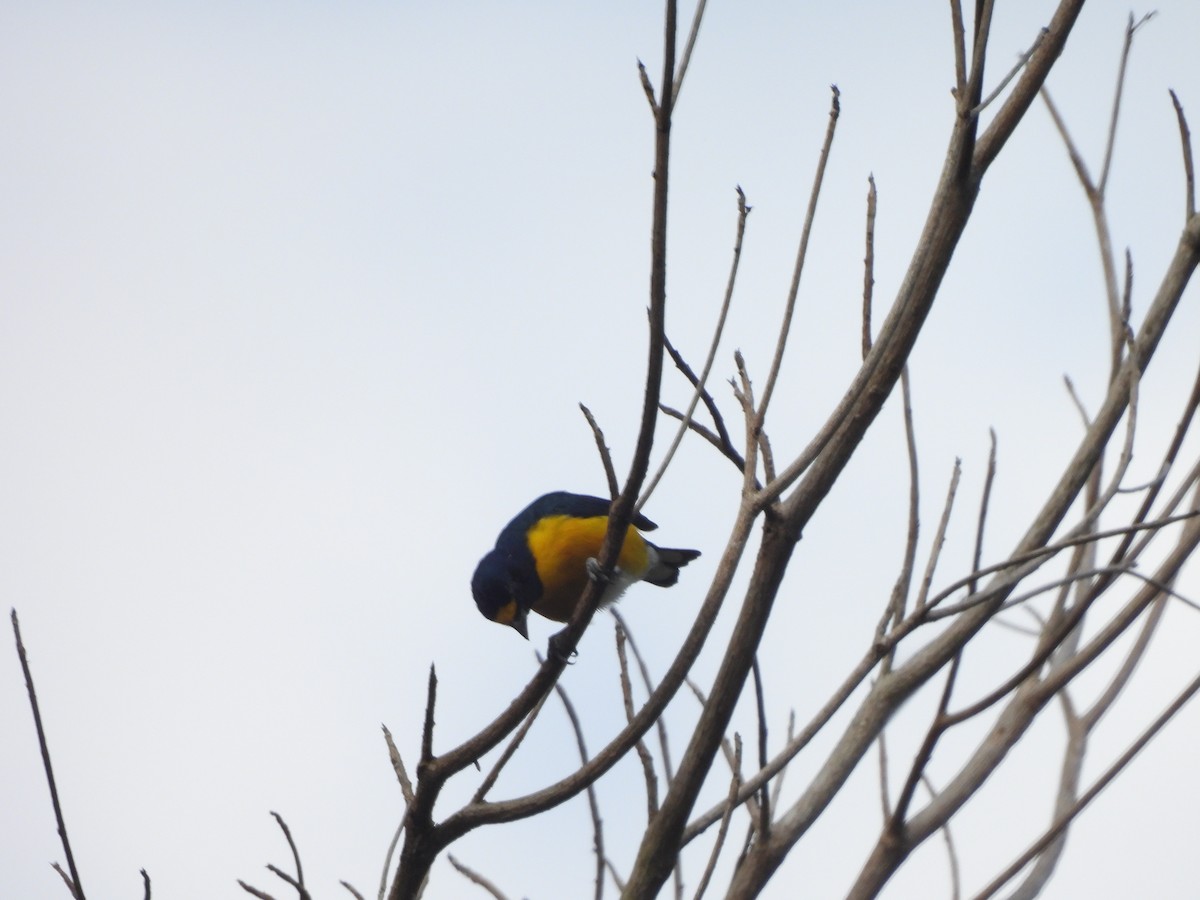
511,607,529,640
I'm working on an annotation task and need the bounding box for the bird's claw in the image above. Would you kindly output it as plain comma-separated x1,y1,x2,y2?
548,630,579,665
586,557,612,584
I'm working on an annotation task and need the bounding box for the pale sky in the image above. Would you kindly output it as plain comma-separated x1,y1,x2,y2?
3,2,1199,898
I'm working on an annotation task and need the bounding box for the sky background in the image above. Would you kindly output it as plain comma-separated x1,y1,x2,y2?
2,2,1199,898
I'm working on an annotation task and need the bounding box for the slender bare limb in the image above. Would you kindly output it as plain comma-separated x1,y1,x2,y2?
378,820,404,900
547,675,606,900
447,856,510,900
672,0,710,100
471,690,553,803
948,0,967,95
637,59,658,115
973,667,1200,900
617,625,660,819
878,366,921,662
420,665,437,763
238,881,277,900
382,726,415,808
580,404,620,500
750,657,771,836
862,174,877,359
1099,14,1156,194
12,610,86,900
641,186,749,512
914,459,962,611
968,429,998,594
692,734,742,900
756,86,841,425
341,882,366,900
51,863,81,900
141,869,152,900
1169,90,1195,218
971,28,1048,116
269,812,308,900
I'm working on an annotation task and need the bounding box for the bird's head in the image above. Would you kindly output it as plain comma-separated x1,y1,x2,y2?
471,551,530,639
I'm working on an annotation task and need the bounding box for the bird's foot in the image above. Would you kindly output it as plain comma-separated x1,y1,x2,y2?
548,630,579,665
586,557,613,584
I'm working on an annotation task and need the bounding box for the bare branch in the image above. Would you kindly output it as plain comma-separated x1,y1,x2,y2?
971,28,1048,116
617,625,660,819
269,812,309,900
471,689,553,804
1169,89,1196,218
447,855,511,900
637,58,658,115
12,610,87,900
341,881,366,900
862,174,877,359
973,668,1200,900
580,403,621,500
756,85,841,425
420,665,437,763
1099,13,1156,194
915,459,963,612
948,0,967,96
641,186,750,512
549,677,606,900
672,0,710,101
692,734,742,900
382,726,416,809
968,429,998,594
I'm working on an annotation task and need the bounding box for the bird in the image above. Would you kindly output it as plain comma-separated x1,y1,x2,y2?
471,491,701,638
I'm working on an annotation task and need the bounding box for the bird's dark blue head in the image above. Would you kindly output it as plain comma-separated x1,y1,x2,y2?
471,550,530,639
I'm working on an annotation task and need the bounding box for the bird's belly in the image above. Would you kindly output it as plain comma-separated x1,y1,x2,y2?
526,514,649,621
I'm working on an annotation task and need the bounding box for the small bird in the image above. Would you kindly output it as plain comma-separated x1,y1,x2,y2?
472,491,701,638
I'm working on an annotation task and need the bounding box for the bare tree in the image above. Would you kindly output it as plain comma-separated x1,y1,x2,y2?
15,2,1199,898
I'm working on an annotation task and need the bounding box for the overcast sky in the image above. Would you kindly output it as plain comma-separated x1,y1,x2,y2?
3,2,1199,898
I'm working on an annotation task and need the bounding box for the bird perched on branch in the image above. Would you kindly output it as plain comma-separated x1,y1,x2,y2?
472,491,701,638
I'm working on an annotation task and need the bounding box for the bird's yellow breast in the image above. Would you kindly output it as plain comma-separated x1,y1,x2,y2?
526,514,650,621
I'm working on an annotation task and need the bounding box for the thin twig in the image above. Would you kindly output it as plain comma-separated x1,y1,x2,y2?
637,59,658,115
378,819,404,900
447,855,510,900
970,29,1048,116
52,863,81,900
672,0,710,101
948,0,967,95
12,610,86,900
920,776,962,900
641,186,749,512
1099,14,1156,194
269,812,308,900
914,459,963,611
616,625,660,819
141,869,152,900
547,665,606,900
266,864,308,899
471,689,553,803
756,86,840,424
341,881,366,900
862,174,877,359
750,657,770,836
1169,90,1195,218
421,664,437,763
968,429,998,595
692,734,742,900
237,881,277,900
382,726,416,808
581,404,621,500
972,667,1200,900
879,365,921,655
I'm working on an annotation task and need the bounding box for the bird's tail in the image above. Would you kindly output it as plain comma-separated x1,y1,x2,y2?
643,545,701,587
